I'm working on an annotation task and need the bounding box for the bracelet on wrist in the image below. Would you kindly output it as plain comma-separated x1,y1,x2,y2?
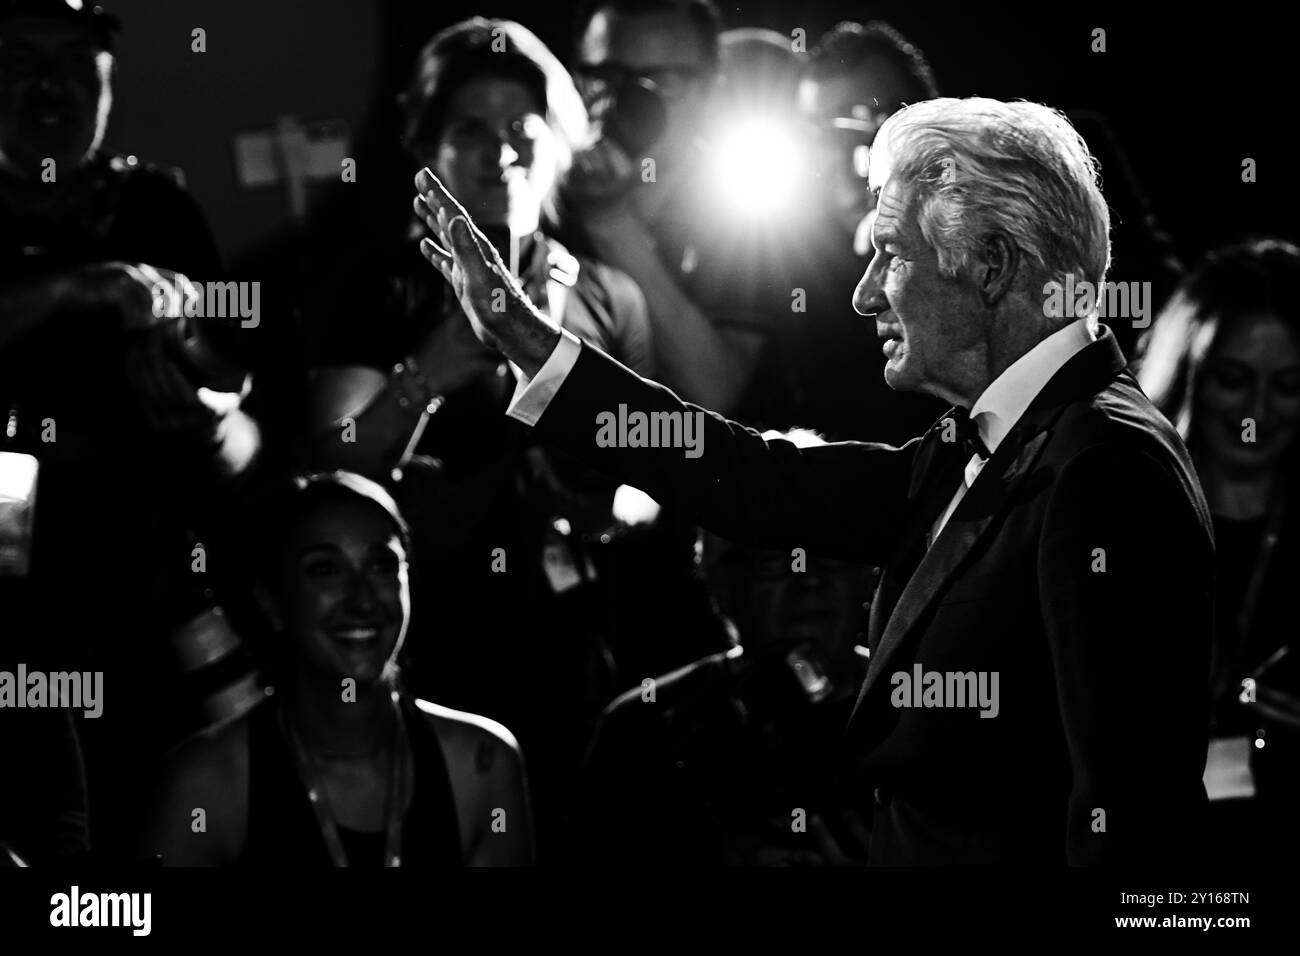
390,357,444,415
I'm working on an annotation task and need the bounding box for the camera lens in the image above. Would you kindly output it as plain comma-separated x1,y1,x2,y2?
601,78,668,156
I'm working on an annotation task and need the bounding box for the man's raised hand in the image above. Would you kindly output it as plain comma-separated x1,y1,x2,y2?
414,168,527,350
414,167,564,379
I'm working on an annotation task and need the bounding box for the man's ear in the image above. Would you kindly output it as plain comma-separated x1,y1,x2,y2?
976,232,1020,308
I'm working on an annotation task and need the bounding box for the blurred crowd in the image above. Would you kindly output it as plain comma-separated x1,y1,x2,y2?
0,0,1296,867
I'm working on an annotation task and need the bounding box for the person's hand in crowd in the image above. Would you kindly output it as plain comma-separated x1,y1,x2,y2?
56,261,200,330
0,262,199,351
567,136,656,272
567,136,681,244
57,261,244,435
568,136,640,210
571,137,638,199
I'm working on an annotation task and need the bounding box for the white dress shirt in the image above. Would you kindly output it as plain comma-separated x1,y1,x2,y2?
506,327,584,426
929,317,1097,546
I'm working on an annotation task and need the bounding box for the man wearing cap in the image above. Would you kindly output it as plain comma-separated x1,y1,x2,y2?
0,0,258,863
0,0,257,447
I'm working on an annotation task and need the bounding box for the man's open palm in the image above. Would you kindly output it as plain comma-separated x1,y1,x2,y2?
413,167,538,352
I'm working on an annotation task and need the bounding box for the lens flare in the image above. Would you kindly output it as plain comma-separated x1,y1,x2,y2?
708,115,808,220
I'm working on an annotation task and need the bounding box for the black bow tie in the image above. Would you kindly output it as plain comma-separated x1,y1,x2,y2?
945,407,990,461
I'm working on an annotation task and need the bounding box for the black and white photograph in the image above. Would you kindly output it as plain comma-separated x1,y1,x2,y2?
0,0,1293,940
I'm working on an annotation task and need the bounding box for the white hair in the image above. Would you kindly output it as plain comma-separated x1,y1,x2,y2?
868,97,1111,288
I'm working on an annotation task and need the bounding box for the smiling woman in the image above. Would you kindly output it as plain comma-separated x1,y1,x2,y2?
400,17,588,248
141,472,534,867
1135,239,1300,865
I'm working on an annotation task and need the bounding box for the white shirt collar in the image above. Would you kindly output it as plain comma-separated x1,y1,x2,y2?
968,317,1098,457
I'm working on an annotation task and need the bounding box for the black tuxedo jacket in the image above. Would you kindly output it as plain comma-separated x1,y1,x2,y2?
531,325,1213,865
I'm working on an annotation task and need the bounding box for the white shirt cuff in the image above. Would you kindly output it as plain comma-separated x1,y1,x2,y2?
506,329,583,427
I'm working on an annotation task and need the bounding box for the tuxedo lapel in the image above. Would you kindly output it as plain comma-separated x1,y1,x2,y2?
844,325,1130,737
850,428,1051,717
859,411,968,657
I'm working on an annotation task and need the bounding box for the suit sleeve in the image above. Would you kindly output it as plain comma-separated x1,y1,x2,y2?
1039,442,1212,865
525,339,919,563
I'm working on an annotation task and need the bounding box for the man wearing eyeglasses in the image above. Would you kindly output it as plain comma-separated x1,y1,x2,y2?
0,0,257,864
566,0,777,417
755,21,946,446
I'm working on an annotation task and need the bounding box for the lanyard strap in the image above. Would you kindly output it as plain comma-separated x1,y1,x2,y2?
1235,484,1287,649
280,690,408,867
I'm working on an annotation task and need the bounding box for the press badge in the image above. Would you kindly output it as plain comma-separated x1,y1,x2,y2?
0,451,39,577
540,520,597,594
1202,735,1256,802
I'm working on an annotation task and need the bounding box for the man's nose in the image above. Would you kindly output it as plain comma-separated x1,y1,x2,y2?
853,256,889,317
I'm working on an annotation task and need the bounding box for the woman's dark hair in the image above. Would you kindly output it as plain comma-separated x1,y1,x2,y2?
400,16,588,221
250,471,412,589
1136,238,1300,445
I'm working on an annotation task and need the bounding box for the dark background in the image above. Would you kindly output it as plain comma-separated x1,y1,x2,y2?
102,0,1292,270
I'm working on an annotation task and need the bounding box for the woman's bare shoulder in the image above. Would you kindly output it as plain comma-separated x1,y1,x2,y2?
144,710,255,865
412,698,520,754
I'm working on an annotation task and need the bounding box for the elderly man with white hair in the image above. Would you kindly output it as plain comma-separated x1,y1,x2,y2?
414,97,1214,866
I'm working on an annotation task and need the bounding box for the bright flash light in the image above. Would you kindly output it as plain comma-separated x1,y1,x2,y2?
708,115,808,220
